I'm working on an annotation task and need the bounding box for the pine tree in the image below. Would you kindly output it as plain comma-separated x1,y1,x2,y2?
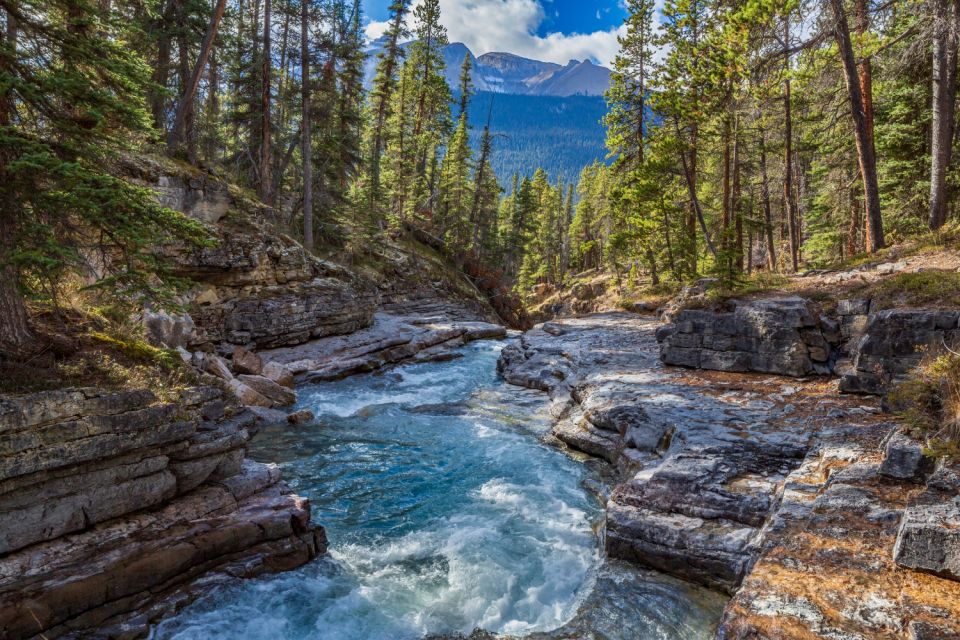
365,0,408,212
0,0,208,355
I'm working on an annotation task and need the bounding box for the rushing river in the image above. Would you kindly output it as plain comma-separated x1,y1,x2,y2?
152,340,724,640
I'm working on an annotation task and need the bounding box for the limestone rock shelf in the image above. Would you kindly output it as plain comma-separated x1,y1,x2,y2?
0,386,324,639
499,312,960,638
145,165,379,352
260,312,507,383
657,296,960,396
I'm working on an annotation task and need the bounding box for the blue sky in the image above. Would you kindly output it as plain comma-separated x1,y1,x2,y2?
362,0,631,66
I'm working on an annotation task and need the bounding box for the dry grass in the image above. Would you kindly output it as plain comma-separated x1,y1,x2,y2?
889,350,960,460
0,297,196,398
865,271,960,311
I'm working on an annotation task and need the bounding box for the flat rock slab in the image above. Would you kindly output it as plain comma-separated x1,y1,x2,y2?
260,312,507,382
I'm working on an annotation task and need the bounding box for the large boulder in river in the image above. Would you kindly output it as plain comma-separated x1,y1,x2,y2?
658,297,834,377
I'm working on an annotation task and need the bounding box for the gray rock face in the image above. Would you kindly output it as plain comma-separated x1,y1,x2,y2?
894,497,960,581
498,313,810,594
0,386,324,639
155,169,378,351
880,432,934,482
840,309,960,394
658,297,834,377
659,296,959,396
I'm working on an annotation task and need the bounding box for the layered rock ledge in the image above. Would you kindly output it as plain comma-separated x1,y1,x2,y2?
145,165,378,353
499,312,960,638
261,311,506,383
658,296,960,396
0,386,324,639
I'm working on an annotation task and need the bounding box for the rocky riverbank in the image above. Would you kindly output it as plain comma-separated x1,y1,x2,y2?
499,312,960,638
0,386,324,639
0,159,515,639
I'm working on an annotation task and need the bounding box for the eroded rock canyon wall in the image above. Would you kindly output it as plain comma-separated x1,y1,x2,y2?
0,387,325,639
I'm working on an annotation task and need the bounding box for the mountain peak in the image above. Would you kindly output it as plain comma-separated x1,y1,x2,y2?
364,41,611,97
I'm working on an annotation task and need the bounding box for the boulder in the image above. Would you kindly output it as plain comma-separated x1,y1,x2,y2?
203,354,234,381
894,498,960,581
232,346,263,375
237,375,296,407
288,409,315,425
226,378,272,408
879,433,934,482
143,310,197,349
262,361,295,388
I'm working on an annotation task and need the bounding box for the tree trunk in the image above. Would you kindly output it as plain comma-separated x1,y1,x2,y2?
687,122,701,274
259,0,274,205
647,248,660,286
301,0,313,251
784,16,800,272
205,48,220,161
831,0,885,251
663,202,678,281
149,1,174,131
0,11,32,356
929,0,960,229
678,143,718,259
0,269,34,357
854,0,876,145
759,124,777,271
733,117,743,272
849,171,861,256
167,0,227,156
722,112,732,252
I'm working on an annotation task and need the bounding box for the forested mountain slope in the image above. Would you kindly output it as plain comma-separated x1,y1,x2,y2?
464,91,608,183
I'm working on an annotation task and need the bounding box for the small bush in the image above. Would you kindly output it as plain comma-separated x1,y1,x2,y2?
889,351,960,460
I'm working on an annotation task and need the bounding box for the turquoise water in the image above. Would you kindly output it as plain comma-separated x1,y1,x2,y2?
152,341,723,640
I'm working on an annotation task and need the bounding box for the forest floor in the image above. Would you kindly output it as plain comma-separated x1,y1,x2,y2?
527,240,960,322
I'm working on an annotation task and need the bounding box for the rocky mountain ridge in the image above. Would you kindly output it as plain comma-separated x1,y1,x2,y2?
365,40,612,97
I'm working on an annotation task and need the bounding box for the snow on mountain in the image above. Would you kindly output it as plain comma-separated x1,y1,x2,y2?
364,40,611,97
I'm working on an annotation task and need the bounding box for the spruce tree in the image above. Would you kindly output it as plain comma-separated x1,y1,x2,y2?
0,0,208,355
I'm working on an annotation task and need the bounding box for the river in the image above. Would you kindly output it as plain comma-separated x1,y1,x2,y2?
152,340,724,639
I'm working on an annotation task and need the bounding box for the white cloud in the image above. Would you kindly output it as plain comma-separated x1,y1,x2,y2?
364,0,627,67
